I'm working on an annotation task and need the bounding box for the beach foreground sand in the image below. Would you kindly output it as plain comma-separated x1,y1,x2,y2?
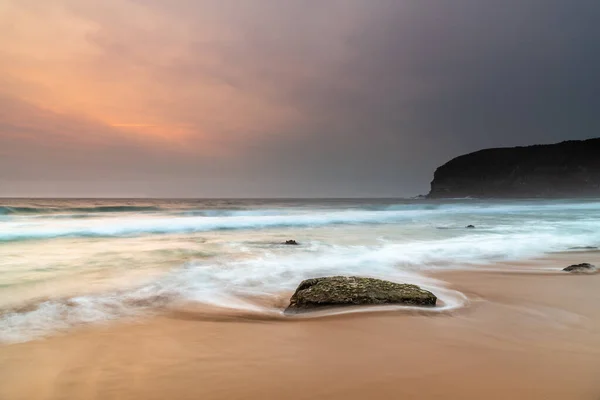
1,255,600,400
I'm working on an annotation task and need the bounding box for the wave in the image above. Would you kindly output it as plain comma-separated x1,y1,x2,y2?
3,199,600,241
3,198,600,217
1,217,597,344
176,209,292,217
0,210,426,241
0,205,163,215
0,241,467,343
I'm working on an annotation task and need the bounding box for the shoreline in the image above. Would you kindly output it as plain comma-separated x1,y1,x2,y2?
2,254,600,399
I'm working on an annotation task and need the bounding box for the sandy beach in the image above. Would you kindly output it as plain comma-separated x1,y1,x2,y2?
3,0,600,397
1,253,599,400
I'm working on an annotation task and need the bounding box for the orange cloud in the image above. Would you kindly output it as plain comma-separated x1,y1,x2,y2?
0,0,308,152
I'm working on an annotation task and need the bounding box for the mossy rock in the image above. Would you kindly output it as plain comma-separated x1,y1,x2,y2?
563,263,597,273
286,276,437,311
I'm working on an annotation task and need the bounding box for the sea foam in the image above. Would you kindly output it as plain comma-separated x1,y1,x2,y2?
2,200,600,241
2,198,600,342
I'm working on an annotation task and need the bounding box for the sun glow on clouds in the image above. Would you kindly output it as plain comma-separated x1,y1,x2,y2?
0,0,303,150
111,124,156,128
2,0,599,197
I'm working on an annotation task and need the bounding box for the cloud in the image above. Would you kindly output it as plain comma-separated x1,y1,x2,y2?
1,0,599,196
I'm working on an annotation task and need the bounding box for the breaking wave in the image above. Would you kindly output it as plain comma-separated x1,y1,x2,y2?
3,200,600,241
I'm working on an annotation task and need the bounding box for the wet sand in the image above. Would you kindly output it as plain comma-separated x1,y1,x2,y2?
1,256,600,399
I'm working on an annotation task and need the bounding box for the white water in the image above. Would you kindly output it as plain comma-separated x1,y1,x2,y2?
0,198,599,342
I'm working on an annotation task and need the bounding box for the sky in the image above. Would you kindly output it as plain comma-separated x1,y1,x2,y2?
1,0,599,197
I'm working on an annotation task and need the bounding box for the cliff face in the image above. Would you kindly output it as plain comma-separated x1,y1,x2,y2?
428,139,600,198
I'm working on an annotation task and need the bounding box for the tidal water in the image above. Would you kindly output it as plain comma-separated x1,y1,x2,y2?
1,198,599,342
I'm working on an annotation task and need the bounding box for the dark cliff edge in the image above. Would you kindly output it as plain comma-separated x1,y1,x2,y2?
428,138,600,198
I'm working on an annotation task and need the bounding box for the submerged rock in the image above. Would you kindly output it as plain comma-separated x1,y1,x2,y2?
563,263,597,273
286,276,437,311
283,240,299,245
466,225,476,229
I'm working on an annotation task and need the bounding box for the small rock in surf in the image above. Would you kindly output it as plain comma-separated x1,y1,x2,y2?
563,263,597,273
466,225,476,229
286,276,437,312
283,240,299,245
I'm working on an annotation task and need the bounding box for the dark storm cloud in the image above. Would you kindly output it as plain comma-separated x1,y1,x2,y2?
240,0,600,195
150,0,600,196
1,0,599,197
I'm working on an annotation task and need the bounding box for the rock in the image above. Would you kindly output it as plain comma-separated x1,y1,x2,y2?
466,225,476,229
563,263,597,273
427,138,600,198
283,240,299,245
286,276,437,311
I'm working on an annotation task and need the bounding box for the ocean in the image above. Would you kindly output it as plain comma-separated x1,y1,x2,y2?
1,197,599,343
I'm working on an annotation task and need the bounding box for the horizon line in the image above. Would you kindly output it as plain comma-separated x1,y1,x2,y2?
0,196,423,200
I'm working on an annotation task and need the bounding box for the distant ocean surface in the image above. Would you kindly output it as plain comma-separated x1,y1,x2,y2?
1,197,599,342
